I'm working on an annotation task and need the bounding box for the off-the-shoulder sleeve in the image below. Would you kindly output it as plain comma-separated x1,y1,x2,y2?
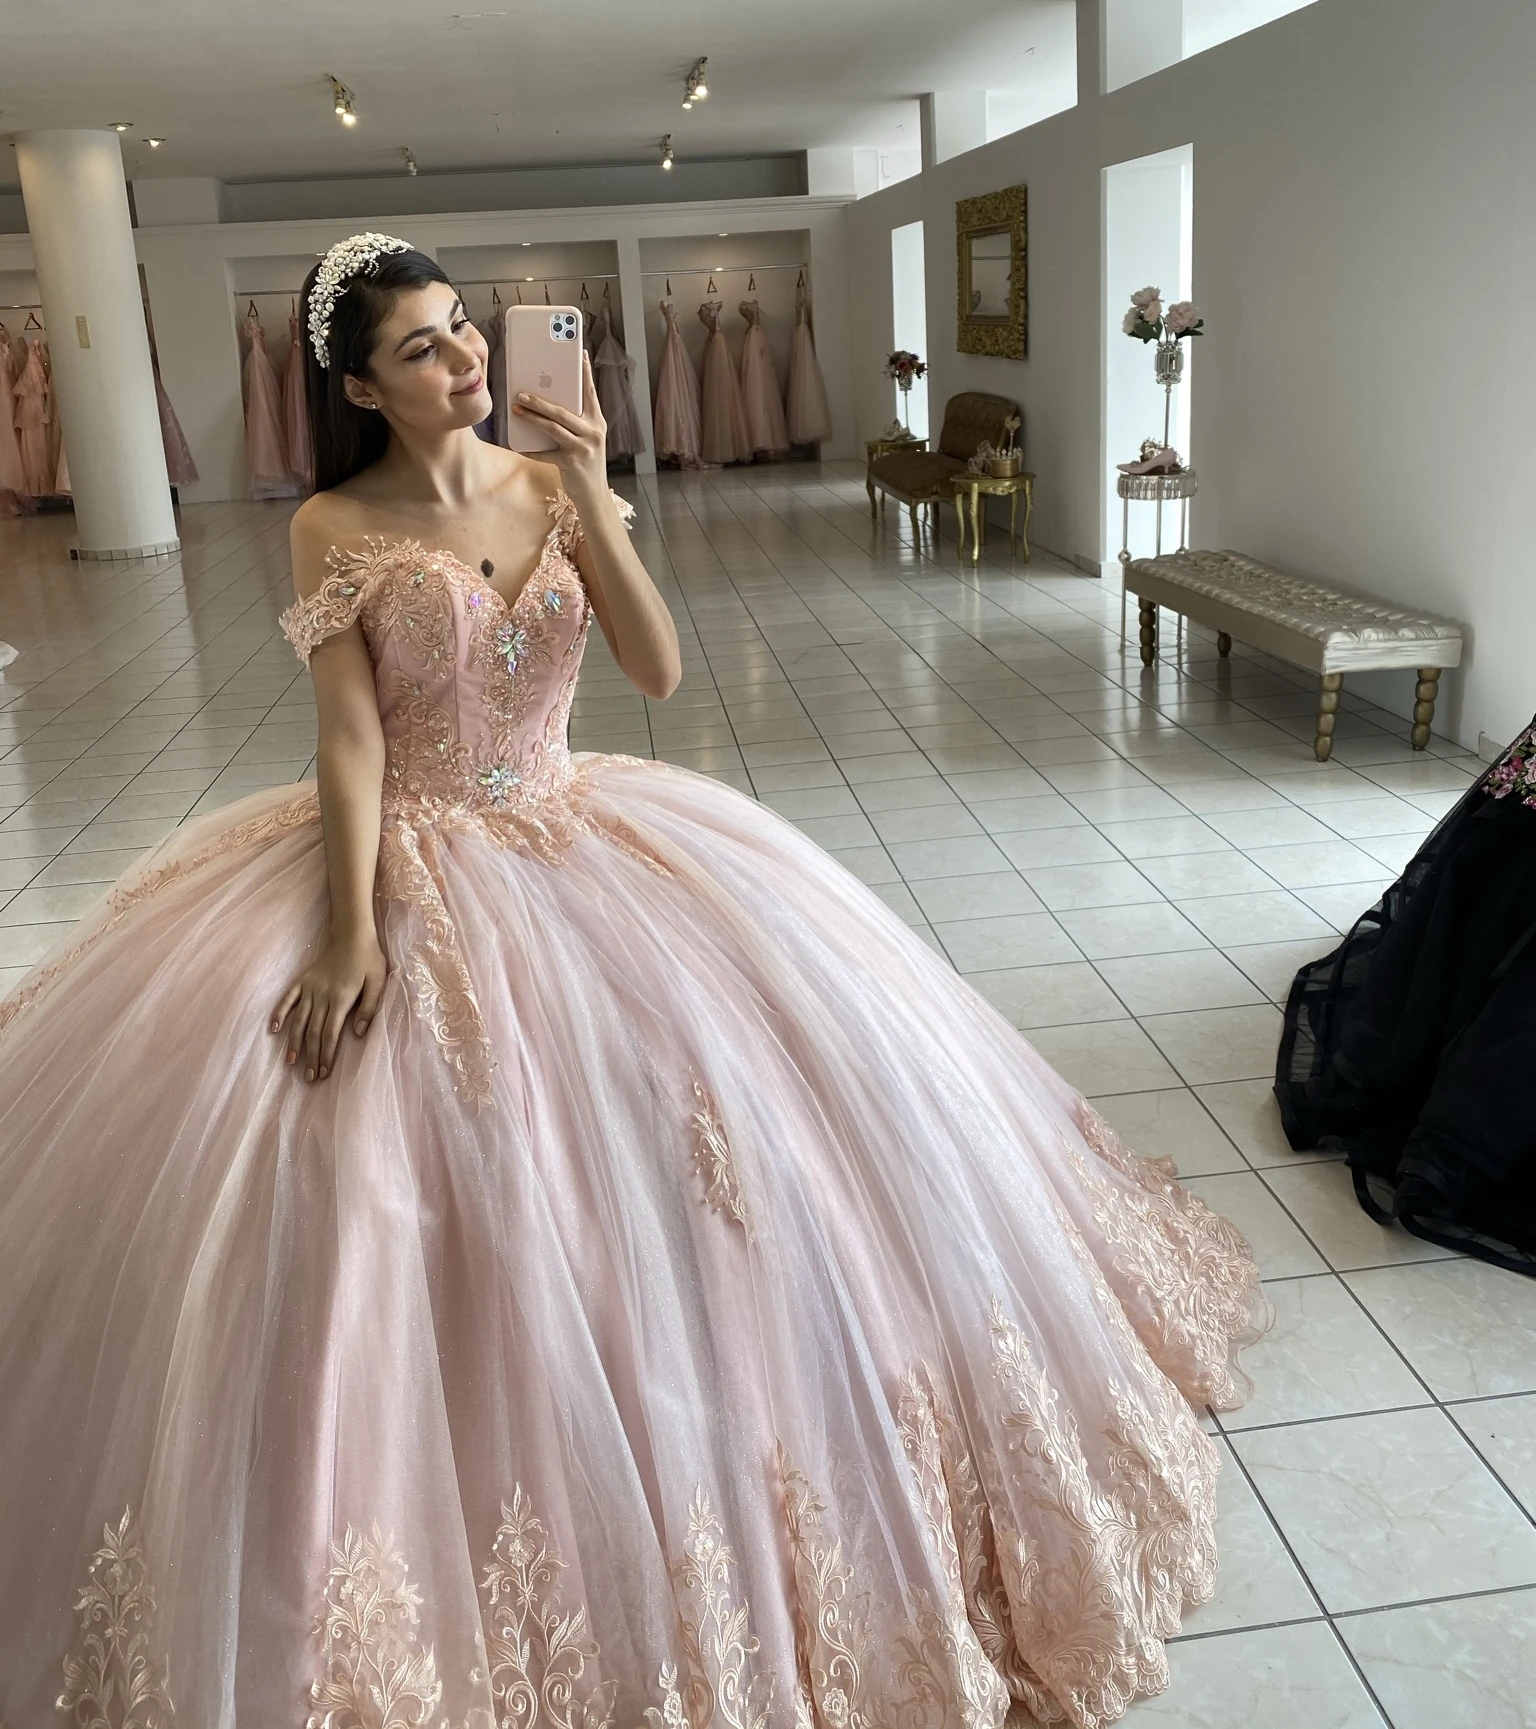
552,488,637,557
278,539,396,664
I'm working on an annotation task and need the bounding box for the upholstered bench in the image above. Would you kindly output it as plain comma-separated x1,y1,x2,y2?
867,390,1021,534
1124,549,1464,762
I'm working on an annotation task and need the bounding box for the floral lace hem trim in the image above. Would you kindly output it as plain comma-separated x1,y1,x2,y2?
68,1283,1240,1729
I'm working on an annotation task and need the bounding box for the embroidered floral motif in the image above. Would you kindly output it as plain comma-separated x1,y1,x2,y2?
376,819,497,1113
666,1485,775,1729
688,1074,752,1238
306,1522,445,1729
1483,724,1536,809
1067,1102,1266,1412
983,1293,1221,1729
480,1485,617,1729
56,1507,175,1729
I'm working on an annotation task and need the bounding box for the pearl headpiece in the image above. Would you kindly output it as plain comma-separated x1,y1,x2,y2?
307,231,413,369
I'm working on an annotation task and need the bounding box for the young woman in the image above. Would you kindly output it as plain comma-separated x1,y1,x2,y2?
0,233,1268,1728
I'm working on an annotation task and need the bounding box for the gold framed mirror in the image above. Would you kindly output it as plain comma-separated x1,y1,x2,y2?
956,185,1027,359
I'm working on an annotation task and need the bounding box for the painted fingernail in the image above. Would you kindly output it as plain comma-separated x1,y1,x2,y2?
287,1050,296,1065
356,1021,368,1035
305,1068,315,1081
318,1067,328,1079
517,392,530,403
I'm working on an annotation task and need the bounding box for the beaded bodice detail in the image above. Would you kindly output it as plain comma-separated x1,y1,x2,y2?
277,489,670,1114
280,490,633,823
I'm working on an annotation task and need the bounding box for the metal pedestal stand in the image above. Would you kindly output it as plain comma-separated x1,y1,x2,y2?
1116,468,1199,646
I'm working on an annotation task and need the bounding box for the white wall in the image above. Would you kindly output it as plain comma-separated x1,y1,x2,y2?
846,0,1536,750
0,194,854,504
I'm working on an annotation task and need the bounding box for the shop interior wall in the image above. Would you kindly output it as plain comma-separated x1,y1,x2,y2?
846,0,1536,750
28,196,854,513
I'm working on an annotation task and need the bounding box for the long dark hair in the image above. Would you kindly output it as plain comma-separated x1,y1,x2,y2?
300,246,455,491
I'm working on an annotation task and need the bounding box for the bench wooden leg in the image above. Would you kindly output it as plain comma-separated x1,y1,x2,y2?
1412,667,1441,750
908,500,919,536
1138,598,1157,668
867,476,877,519
1216,631,1231,657
1315,672,1343,761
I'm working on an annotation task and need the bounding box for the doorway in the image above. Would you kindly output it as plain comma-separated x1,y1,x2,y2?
890,220,929,440
1102,144,1194,571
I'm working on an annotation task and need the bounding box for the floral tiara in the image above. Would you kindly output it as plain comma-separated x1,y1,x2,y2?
307,231,414,369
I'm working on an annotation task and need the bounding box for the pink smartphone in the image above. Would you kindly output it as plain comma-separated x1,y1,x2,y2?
504,304,584,453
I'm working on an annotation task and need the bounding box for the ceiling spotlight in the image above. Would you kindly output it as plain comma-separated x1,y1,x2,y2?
329,76,358,126
145,137,165,149
660,134,674,170
522,241,531,247
110,122,133,133
402,146,417,176
685,57,709,102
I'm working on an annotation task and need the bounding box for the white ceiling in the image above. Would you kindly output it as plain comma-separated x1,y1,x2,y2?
0,0,1075,193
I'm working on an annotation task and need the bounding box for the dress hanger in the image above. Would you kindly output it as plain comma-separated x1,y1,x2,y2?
579,281,589,303
706,275,717,295
246,299,258,320
24,309,42,330
543,283,551,305
747,272,756,293
796,268,806,289
516,284,524,304
666,277,672,296
491,284,502,310
291,296,297,318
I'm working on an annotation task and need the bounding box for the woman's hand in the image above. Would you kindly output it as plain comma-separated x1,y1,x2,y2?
512,347,609,500
270,930,388,1083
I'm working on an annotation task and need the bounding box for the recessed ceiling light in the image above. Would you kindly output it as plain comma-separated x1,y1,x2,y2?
110,122,133,133
145,137,165,148
522,241,531,247
525,276,534,282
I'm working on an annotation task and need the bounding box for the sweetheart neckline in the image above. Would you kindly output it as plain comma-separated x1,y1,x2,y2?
347,516,581,624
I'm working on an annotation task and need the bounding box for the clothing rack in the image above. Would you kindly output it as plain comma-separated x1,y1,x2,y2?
455,274,620,287
0,302,43,310
640,263,808,276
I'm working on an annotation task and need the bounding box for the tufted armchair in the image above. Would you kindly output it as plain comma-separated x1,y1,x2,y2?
866,391,1022,530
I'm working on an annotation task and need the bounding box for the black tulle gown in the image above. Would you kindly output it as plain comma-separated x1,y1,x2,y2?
1275,718,1536,1274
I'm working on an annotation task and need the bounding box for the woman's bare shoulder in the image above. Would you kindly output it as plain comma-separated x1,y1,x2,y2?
288,490,381,598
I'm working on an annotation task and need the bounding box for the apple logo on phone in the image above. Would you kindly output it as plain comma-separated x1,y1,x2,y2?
538,370,553,388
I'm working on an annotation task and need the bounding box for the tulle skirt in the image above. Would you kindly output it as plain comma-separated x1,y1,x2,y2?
738,326,789,456
0,753,1268,1728
786,321,832,446
594,331,647,460
699,330,753,465
653,324,703,468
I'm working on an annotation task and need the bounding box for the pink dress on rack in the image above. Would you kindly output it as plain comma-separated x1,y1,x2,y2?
590,303,646,461
0,327,28,515
651,295,703,468
11,339,52,498
281,313,312,493
154,357,199,487
786,280,833,446
242,308,298,500
737,297,789,457
698,298,752,465
0,483,1268,1729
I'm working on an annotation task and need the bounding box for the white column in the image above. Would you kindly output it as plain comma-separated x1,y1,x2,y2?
14,129,178,558
919,91,988,169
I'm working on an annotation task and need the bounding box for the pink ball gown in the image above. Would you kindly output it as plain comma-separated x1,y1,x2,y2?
11,337,52,497
737,298,789,457
652,294,703,468
242,307,299,500
590,303,646,461
0,325,28,515
785,280,833,447
0,487,1268,1728
697,297,753,465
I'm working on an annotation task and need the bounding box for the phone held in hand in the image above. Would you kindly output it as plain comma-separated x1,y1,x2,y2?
504,305,584,453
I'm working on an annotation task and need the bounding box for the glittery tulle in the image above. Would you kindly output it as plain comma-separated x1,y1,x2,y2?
0,491,1269,1727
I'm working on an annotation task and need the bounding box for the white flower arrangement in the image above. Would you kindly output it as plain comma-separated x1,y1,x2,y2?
1122,286,1204,344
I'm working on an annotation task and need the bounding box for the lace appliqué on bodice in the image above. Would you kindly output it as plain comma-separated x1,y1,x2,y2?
276,488,675,1112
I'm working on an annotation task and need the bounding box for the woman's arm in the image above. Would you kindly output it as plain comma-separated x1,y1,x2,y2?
269,503,390,1083
516,350,682,701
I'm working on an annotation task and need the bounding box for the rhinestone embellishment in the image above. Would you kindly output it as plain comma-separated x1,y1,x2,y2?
477,763,522,805
543,588,563,613
493,622,529,672
411,568,426,586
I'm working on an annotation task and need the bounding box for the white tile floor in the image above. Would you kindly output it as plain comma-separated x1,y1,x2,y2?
2,465,1533,1726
